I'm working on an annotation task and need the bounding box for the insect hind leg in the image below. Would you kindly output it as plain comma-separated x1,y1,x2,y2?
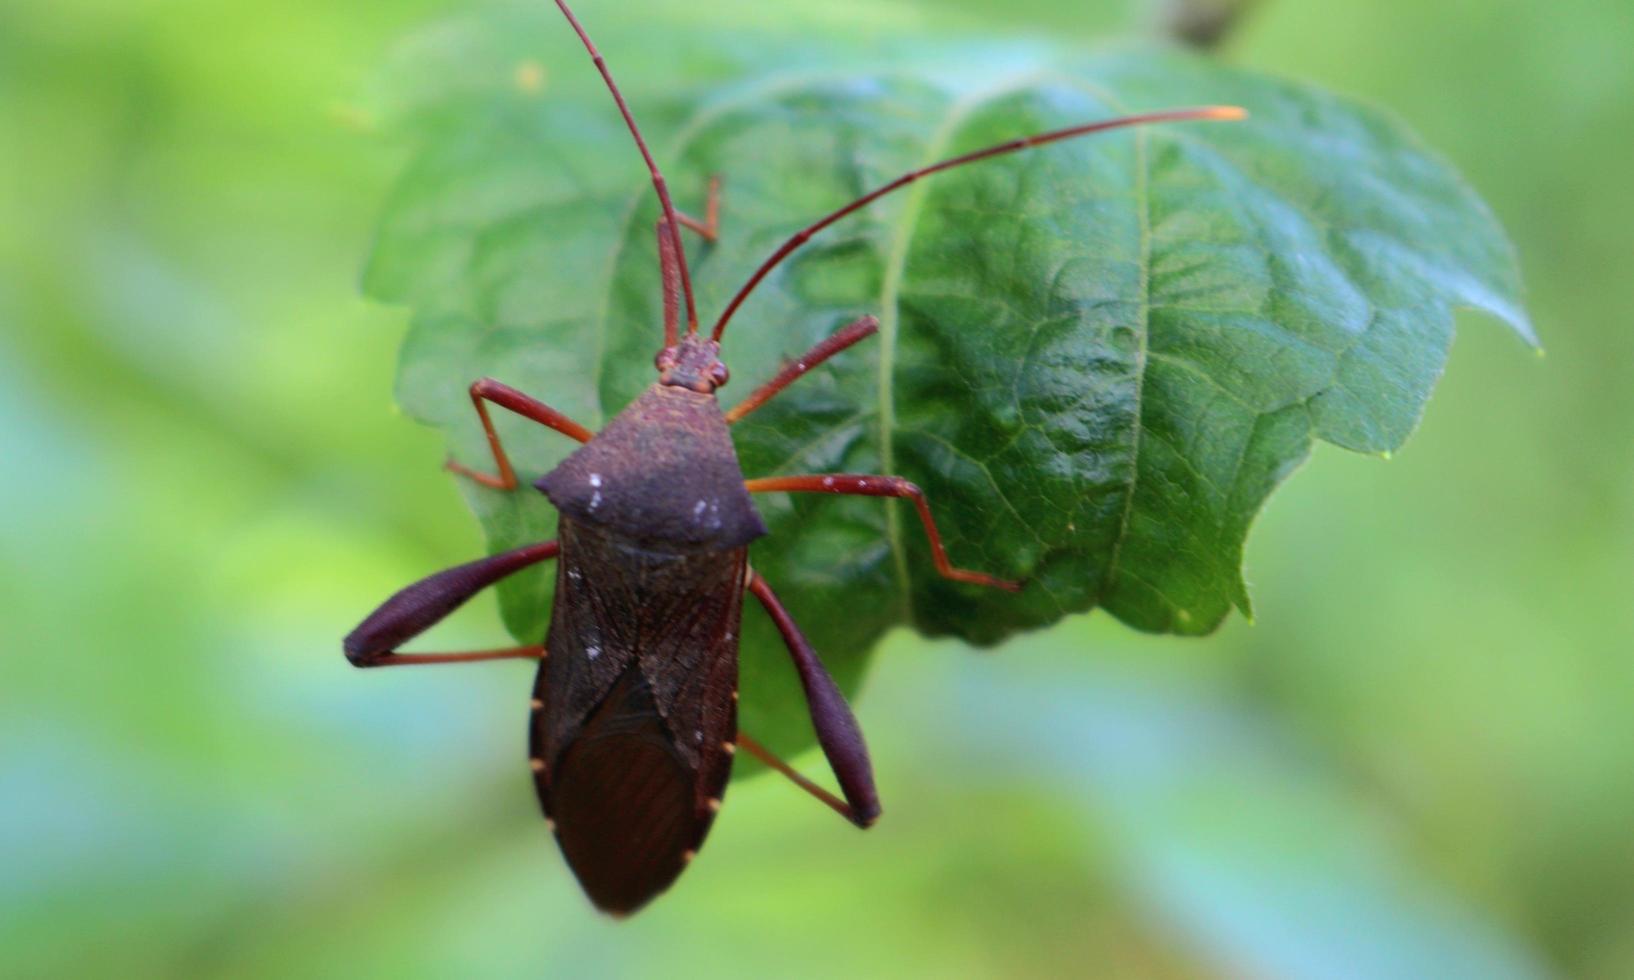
344,540,558,666
746,570,881,828
735,732,876,828
347,646,545,668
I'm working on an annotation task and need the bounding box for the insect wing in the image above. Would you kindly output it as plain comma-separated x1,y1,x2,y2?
531,519,745,913
542,664,700,914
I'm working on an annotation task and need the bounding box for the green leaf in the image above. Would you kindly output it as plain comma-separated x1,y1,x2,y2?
364,20,1531,752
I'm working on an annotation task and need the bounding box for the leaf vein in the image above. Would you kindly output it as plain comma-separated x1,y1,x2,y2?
1095,119,1151,607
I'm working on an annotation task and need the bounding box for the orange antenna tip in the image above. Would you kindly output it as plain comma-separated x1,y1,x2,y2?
1208,105,1249,121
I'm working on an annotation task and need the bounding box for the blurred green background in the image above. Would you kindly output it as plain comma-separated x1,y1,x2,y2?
3,0,1630,976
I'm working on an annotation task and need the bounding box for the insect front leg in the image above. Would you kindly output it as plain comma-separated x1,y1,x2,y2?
746,570,881,828
658,219,681,345
446,380,595,490
674,175,721,242
725,315,878,424
344,540,558,667
745,475,1022,592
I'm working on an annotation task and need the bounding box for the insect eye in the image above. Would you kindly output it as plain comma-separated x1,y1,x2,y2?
710,362,730,388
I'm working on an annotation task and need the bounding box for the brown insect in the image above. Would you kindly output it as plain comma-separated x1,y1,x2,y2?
344,0,1243,915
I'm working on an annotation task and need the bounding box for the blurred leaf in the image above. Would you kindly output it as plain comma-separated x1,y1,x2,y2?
918,650,1551,980
365,22,1530,750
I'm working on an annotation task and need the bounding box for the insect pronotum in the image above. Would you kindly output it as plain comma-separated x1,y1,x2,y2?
344,0,1245,915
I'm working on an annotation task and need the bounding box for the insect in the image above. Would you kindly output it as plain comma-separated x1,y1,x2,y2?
344,0,1244,916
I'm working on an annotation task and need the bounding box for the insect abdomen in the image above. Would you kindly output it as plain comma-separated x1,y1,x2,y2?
544,665,702,914
530,517,744,913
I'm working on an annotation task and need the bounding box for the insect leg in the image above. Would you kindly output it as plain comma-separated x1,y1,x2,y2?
735,732,864,826
344,540,558,667
744,475,1022,592
657,219,680,346
446,379,595,490
674,175,720,242
746,570,881,828
348,646,545,668
724,316,879,424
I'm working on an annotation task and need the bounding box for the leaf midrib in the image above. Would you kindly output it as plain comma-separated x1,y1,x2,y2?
871,74,1156,616
576,67,1319,627
874,90,983,622
875,76,1127,620
582,68,1126,619
647,69,1158,617
1096,120,1151,610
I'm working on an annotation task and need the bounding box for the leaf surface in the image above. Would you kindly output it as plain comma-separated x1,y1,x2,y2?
366,22,1531,750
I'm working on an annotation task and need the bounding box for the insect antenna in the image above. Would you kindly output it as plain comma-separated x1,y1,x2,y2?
552,0,700,334
710,105,1246,341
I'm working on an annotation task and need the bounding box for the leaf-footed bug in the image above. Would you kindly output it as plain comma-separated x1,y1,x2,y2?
345,0,1243,915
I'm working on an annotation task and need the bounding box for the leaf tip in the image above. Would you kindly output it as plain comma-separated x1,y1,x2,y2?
1511,314,1542,351
1460,291,1538,350
1233,581,1254,624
